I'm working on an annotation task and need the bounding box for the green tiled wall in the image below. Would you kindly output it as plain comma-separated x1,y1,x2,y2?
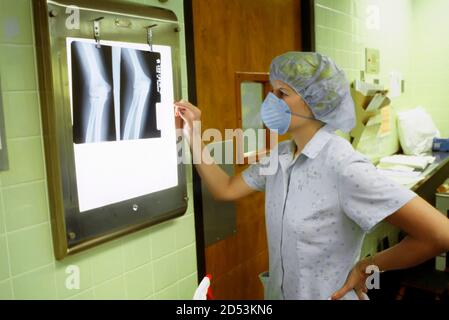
0,0,197,300
408,0,449,137
314,0,449,256
315,0,413,105
315,0,449,137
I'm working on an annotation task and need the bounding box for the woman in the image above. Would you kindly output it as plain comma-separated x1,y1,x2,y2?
174,52,449,300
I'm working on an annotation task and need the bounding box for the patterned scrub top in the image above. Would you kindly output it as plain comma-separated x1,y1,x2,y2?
242,125,416,300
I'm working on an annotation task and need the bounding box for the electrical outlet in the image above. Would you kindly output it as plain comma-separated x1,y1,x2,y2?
365,48,380,74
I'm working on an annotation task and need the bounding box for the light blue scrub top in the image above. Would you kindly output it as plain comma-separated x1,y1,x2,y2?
242,125,416,300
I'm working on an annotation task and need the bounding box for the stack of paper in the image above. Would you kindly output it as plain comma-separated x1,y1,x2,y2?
378,155,435,170
365,93,391,112
354,80,385,96
377,155,436,187
377,168,424,186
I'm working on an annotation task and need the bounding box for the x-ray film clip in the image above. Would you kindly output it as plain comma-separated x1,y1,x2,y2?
93,17,104,49
145,24,158,52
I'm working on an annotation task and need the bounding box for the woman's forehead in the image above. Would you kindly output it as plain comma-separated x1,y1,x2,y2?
272,79,294,92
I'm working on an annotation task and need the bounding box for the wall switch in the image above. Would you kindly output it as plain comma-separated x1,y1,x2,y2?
436,254,446,271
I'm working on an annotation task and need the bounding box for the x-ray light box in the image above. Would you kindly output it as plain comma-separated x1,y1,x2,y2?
33,0,187,260
67,39,178,212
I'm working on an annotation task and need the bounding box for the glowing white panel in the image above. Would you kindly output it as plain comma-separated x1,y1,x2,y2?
67,38,178,212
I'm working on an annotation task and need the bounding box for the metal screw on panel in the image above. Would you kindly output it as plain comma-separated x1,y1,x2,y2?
49,9,58,17
68,232,76,240
132,204,139,212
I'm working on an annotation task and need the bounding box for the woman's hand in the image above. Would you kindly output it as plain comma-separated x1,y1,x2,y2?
331,258,371,300
174,100,202,146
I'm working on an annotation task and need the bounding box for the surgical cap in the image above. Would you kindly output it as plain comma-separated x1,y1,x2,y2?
269,52,356,133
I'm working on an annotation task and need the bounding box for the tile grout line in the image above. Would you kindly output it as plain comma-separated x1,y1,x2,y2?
1,89,39,94
1,178,46,191
147,234,155,298
0,43,35,48
315,3,358,20
87,249,96,300
119,240,129,299
316,44,361,55
151,242,196,265
0,189,15,299
6,134,43,143
63,287,92,300
315,24,362,38
4,221,50,237
8,262,54,282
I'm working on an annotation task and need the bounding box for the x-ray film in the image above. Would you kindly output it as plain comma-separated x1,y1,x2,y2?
67,38,178,212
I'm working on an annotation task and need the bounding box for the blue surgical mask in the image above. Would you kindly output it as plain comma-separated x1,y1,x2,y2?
261,92,314,134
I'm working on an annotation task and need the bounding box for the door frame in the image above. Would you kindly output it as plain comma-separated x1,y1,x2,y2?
183,0,315,284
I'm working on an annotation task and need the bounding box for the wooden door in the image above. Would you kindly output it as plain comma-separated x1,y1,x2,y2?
190,0,303,299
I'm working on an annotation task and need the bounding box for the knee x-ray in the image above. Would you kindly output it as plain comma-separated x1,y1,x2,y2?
67,38,178,212
71,42,115,143
71,40,161,143
119,47,161,141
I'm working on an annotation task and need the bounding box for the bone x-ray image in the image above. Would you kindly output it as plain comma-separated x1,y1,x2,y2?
119,48,161,140
71,42,116,144
68,39,179,213
70,41,161,144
